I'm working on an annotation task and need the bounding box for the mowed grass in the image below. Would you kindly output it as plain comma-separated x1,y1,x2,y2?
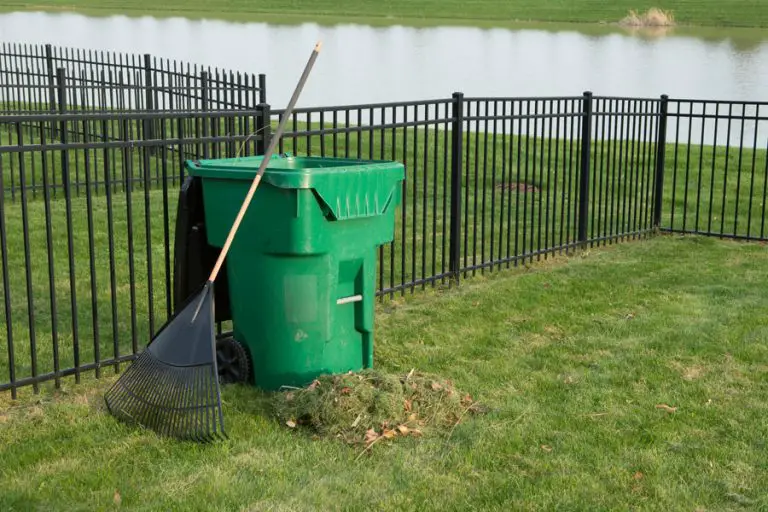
1,113,766,387
0,0,767,28
0,235,767,510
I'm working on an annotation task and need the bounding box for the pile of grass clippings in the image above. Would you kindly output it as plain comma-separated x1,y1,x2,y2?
271,369,487,450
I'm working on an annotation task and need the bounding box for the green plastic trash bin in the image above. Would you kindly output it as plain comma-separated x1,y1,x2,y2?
184,154,405,391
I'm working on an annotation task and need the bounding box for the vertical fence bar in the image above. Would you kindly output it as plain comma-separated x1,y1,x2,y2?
121,116,138,357
733,103,747,236
45,44,56,113
57,67,81,384
669,100,681,231
761,133,768,239
40,119,60,389
16,123,39,393
80,114,101,377
141,112,155,338
578,91,593,244
143,53,156,155
411,104,418,291
449,92,463,285
0,156,16,398
653,95,669,228
746,104,760,239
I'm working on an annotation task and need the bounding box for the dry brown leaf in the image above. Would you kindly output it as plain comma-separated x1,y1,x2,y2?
286,420,297,428
113,490,122,506
397,425,409,435
364,429,379,446
541,445,553,452
382,429,397,439
404,399,412,412
307,380,321,390
410,429,423,437
408,413,417,422
431,381,443,391
655,404,677,413
633,471,644,480
340,387,352,395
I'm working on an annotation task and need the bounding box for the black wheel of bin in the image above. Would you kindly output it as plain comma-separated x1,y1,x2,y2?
215,336,252,385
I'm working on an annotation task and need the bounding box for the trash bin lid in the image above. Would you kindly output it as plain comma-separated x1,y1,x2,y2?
184,154,405,221
184,154,404,190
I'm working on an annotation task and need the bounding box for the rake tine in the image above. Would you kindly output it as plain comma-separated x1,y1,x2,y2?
203,366,211,441
171,369,188,439
209,366,222,441
193,366,205,443
147,358,174,434
157,367,178,438
182,371,195,440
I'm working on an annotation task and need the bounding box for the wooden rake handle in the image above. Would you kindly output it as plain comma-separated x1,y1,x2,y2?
207,41,322,283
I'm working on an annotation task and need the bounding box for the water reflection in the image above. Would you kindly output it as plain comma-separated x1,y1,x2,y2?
0,11,765,110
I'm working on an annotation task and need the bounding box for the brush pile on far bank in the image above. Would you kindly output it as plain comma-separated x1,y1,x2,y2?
620,7,676,27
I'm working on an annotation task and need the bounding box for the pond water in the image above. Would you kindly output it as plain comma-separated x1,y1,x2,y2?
0,11,766,109
0,11,766,147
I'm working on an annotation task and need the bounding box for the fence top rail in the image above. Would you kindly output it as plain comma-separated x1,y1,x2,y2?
592,95,665,102
464,95,584,102
463,112,583,122
271,98,454,115
667,97,768,106
666,111,768,122
0,108,267,123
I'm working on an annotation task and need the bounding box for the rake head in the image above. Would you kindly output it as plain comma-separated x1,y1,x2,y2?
104,282,227,442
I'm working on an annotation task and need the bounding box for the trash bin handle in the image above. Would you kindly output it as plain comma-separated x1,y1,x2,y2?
207,41,323,284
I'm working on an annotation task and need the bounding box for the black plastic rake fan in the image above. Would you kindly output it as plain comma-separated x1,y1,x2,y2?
104,283,225,441
103,41,323,442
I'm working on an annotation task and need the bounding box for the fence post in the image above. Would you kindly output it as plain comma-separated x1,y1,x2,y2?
45,44,58,138
56,67,71,194
653,94,669,229
200,71,209,159
449,92,464,285
258,73,267,104
45,44,56,111
256,102,271,156
143,54,156,155
578,91,593,246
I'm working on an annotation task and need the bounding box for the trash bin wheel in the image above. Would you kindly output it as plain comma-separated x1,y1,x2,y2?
216,335,252,385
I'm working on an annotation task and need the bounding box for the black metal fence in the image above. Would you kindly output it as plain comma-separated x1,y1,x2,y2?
1,42,266,114
1,90,766,397
660,99,768,241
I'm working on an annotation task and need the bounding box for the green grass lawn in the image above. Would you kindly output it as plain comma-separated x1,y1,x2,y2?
1,234,767,510
0,0,766,28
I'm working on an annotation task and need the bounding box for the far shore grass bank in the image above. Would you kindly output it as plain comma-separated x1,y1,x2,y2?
0,1,766,29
